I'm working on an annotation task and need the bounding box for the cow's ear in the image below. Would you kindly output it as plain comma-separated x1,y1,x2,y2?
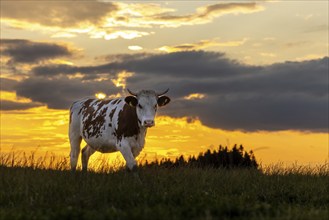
125,96,138,107
158,96,170,107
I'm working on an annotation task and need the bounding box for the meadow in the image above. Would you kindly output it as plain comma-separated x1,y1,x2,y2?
0,151,328,220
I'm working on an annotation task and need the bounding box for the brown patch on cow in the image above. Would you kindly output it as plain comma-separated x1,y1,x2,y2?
115,104,140,141
78,99,93,115
109,107,117,120
97,99,112,109
80,99,110,138
111,99,120,105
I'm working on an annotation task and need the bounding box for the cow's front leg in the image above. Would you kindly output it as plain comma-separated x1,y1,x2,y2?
81,145,96,172
118,143,137,171
119,144,142,184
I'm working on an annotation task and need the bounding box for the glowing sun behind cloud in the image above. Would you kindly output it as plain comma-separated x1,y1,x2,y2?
184,93,206,100
111,71,134,89
95,93,107,99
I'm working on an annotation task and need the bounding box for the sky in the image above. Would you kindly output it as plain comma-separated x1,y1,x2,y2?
0,0,328,167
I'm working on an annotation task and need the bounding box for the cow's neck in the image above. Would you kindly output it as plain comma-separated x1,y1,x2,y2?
138,122,148,135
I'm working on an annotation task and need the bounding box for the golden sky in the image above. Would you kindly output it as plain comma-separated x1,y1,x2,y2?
0,0,328,167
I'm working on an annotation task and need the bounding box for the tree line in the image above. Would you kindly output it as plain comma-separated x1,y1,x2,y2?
143,144,258,169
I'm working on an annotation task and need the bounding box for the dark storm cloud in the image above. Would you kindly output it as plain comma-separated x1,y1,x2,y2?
165,94,328,132
32,51,258,79
15,77,121,109
0,100,42,111
0,77,19,91
32,63,117,77
1,1,117,27
15,51,329,132
1,39,73,64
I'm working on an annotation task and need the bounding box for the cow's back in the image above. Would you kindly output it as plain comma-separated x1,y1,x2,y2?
69,97,124,152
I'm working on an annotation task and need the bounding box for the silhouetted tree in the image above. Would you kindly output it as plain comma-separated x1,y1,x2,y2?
142,144,258,169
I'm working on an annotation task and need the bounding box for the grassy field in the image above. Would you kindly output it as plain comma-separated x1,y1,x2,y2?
0,154,328,220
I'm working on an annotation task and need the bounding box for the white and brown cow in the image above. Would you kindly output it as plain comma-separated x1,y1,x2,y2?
69,89,170,171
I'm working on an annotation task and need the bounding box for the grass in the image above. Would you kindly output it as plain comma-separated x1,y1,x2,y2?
0,152,328,220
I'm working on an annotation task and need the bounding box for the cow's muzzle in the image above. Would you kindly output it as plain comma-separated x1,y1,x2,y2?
143,120,155,127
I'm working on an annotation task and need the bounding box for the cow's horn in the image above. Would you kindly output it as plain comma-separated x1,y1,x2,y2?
156,88,169,96
127,88,138,96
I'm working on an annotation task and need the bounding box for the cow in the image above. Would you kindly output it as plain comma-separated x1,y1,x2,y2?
68,89,170,172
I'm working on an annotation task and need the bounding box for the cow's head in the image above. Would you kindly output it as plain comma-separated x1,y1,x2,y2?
125,89,170,127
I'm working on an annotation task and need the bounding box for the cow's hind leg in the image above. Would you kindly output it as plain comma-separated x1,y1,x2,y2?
69,134,82,171
81,145,95,171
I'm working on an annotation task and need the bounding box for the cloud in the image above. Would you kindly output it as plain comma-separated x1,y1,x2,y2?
1,2,264,40
295,54,328,62
158,39,247,52
1,1,117,28
51,32,77,38
0,100,42,111
32,51,253,80
89,30,151,40
0,77,19,91
259,52,277,57
1,39,73,64
184,93,206,100
15,76,121,109
100,2,264,28
128,45,143,51
152,2,264,27
12,51,329,132
1,1,145,41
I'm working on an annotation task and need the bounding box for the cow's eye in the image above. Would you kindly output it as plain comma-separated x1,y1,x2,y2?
138,104,143,109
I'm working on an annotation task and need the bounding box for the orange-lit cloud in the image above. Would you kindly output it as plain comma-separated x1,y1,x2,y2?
111,71,134,89
295,54,327,62
89,29,151,40
0,91,43,111
260,52,277,57
51,32,77,38
184,93,206,100
0,106,69,154
128,45,143,51
103,2,265,28
116,2,265,28
1,1,116,28
150,3,264,28
1,2,264,40
158,39,247,52
49,60,75,66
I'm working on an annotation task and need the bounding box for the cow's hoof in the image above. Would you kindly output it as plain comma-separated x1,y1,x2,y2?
131,165,138,172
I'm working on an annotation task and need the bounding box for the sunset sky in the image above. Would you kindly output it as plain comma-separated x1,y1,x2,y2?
1,0,328,167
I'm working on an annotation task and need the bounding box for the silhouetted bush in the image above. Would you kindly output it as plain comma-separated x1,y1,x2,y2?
143,144,258,169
